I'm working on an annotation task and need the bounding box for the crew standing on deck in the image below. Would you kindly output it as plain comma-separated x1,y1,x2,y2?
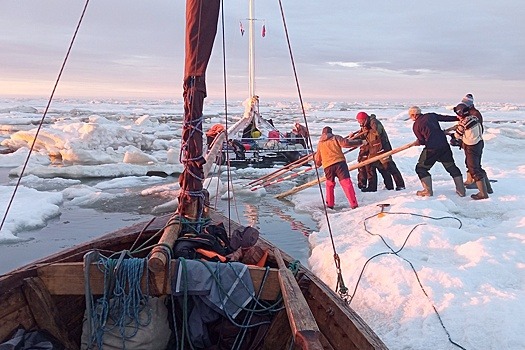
291,122,309,148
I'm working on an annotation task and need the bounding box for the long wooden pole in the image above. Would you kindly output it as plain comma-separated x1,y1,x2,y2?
246,152,314,187
248,130,365,188
251,146,359,191
275,140,416,199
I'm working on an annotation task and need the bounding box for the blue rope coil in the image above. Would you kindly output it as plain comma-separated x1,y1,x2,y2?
86,256,150,350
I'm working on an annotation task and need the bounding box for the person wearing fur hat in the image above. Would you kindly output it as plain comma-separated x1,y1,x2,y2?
355,112,405,192
408,106,465,197
452,103,490,200
314,126,366,209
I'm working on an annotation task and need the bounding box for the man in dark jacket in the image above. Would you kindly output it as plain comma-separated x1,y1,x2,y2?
353,129,392,190
409,106,465,197
355,112,405,191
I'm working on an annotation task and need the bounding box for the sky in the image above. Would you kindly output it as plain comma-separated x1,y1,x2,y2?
1,99,524,349
1,1,525,103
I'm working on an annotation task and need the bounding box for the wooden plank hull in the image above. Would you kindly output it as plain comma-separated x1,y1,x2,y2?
0,211,387,349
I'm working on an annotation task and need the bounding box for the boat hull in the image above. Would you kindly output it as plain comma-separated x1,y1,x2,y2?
0,211,387,349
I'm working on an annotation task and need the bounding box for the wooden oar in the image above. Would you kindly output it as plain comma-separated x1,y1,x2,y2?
251,165,314,191
275,141,416,199
251,145,359,191
247,130,365,188
245,152,314,187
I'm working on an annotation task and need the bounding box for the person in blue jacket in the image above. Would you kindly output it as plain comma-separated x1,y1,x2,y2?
408,106,465,197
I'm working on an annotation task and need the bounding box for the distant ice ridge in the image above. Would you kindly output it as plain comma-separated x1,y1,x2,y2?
0,101,189,179
0,98,522,181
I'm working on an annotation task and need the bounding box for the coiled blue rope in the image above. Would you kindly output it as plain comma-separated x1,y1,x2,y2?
86,255,150,350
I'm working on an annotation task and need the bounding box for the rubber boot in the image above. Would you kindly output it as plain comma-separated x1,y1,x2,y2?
325,179,336,209
357,167,367,189
340,178,359,209
484,173,494,194
416,176,433,197
453,176,466,197
471,178,489,200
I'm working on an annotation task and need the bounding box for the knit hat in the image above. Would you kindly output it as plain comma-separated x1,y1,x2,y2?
408,106,421,118
322,126,332,134
356,112,369,122
461,93,474,108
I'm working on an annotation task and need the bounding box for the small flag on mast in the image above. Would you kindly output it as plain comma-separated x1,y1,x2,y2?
240,21,245,36
261,24,266,37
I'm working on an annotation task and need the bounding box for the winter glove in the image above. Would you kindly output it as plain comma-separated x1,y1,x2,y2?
449,135,463,149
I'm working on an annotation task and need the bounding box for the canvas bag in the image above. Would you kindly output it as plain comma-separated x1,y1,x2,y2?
230,226,260,250
173,223,232,261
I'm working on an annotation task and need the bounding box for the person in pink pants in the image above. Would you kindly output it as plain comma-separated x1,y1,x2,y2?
314,126,366,209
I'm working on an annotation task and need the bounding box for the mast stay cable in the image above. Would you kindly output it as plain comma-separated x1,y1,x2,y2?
276,0,350,299
0,0,91,232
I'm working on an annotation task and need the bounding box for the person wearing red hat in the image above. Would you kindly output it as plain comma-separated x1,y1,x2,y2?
354,112,406,192
314,126,366,209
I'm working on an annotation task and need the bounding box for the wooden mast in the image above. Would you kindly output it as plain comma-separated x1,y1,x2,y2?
148,0,221,273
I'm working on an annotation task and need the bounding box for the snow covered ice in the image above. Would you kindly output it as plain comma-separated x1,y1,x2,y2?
1,98,525,350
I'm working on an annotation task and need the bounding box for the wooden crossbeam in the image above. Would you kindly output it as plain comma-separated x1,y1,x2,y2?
36,262,281,301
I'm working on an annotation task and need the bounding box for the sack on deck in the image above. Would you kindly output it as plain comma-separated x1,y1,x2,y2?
80,297,170,350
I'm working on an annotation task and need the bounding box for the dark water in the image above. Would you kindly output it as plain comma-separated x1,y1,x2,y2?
0,168,315,274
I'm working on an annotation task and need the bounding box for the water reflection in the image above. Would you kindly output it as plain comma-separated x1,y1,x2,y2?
270,205,312,236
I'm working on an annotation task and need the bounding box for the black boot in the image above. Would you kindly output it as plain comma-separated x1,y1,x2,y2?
471,178,489,200
484,172,494,194
361,187,377,192
363,170,377,192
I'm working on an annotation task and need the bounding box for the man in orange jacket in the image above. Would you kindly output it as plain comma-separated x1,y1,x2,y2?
314,126,366,209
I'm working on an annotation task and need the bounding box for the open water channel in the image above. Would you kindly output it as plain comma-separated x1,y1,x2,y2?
0,168,315,274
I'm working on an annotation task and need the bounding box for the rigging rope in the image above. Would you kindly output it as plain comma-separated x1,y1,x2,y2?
0,0,91,233
174,258,282,349
276,0,350,300
345,208,466,350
